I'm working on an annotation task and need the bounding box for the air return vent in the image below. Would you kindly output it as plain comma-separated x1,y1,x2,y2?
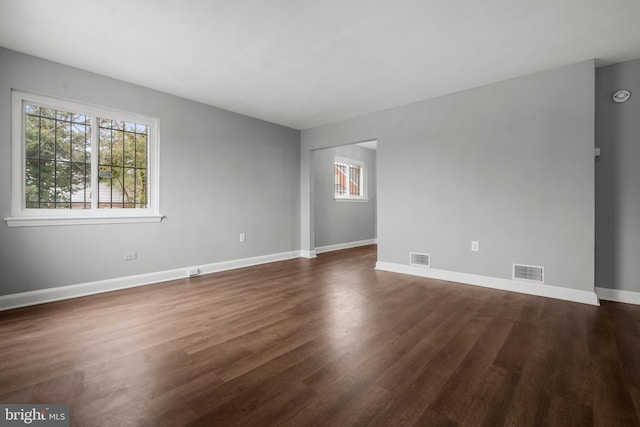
512,264,544,284
410,252,430,267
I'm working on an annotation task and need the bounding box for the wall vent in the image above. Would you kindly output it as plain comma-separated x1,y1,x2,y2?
410,252,430,267
512,264,544,284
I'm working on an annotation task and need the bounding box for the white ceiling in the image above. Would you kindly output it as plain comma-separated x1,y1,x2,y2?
1,0,640,130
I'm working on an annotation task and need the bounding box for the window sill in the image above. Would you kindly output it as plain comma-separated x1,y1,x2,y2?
4,215,164,227
334,197,369,203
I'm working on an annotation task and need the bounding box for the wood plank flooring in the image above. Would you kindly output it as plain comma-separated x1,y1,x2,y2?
0,245,639,426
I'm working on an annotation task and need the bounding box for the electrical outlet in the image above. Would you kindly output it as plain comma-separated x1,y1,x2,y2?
188,268,200,277
471,241,479,252
124,252,137,261
239,233,246,243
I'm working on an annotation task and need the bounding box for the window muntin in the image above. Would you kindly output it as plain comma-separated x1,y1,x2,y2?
9,90,160,224
334,157,366,200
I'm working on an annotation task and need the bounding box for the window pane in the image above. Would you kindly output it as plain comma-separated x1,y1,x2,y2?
86,161,92,206
71,162,90,208
71,123,89,163
56,120,71,162
56,161,71,205
25,159,39,205
350,165,361,196
124,168,135,206
40,118,55,160
124,132,135,166
98,166,113,208
112,167,125,204
97,117,148,209
24,102,92,209
135,133,147,168
72,113,89,124
39,160,55,202
25,114,40,158
40,107,55,118
99,127,111,165
112,130,124,167
25,104,39,115
98,166,124,208
99,118,111,129
335,163,347,195
135,169,147,208
56,110,71,121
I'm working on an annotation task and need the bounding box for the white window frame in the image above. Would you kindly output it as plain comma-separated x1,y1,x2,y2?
5,90,162,227
334,156,367,202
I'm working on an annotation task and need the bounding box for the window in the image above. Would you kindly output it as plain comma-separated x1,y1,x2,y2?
334,157,366,201
7,90,161,226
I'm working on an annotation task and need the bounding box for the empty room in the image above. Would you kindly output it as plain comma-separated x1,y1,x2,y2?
1,1,639,426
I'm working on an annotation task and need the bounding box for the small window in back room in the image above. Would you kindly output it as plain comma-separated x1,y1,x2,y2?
334,157,366,200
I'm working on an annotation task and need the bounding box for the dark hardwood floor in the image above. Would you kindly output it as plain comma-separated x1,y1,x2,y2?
1,245,639,426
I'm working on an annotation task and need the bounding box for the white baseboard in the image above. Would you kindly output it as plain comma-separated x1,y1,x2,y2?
596,287,640,305
375,262,600,306
300,250,317,259
315,238,377,254
0,250,303,311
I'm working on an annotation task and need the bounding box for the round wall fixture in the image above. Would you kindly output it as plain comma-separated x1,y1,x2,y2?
612,89,631,103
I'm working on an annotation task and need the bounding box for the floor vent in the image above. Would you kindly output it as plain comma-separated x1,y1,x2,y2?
513,264,544,284
410,252,430,267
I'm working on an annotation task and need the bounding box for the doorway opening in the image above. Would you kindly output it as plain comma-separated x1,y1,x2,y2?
312,140,377,254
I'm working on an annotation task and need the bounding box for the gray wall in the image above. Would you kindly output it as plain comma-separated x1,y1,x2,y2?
302,61,595,292
0,48,301,296
596,59,640,292
313,144,376,248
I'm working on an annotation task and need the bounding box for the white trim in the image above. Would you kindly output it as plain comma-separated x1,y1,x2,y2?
334,197,369,202
315,238,377,254
300,250,317,259
375,262,600,306
0,250,302,311
9,89,161,222
5,215,164,227
11,90,22,216
596,287,640,305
